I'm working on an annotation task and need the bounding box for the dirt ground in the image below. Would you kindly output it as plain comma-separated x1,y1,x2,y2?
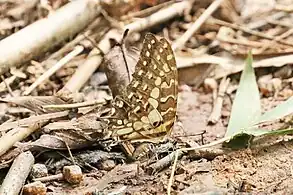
0,0,293,194
42,89,292,195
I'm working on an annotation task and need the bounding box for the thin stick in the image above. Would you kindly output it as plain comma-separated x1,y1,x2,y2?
167,136,231,195
125,0,192,33
121,0,176,20
247,12,286,29
275,4,293,12
216,35,264,48
44,17,102,63
33,173,64,182
23,45,84,95
64,141,76,165
0,151,34,194
42,99,106,110
0,75,16,93
0,121,49,156
61,48,101,93
267,19,293,28
0,0,100,74
258,28,293,53
1,75,14,97
208,77,230,124
210,18,293,47
0,111,69,132
172,0,225,50
146,150,184,174
62,0,192,93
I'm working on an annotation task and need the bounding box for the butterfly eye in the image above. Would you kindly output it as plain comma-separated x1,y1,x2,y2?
136,109,142,114
152,121,162,127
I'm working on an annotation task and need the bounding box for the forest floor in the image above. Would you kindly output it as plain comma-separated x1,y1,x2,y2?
0,0,292,194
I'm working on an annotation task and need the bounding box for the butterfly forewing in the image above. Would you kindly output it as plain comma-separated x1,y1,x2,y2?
109,33,178,142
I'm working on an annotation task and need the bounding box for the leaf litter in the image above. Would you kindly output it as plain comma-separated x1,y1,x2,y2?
0,0,292,194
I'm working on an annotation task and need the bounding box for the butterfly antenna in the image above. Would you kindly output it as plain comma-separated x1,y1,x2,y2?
120,29,131,83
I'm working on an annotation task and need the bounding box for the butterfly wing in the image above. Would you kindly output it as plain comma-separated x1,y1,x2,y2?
109,33,178,142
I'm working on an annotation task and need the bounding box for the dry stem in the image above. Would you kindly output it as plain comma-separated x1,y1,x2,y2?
0,151,34,195
61,49,103,93
23,46,84,95
172,0,225,50
211,18,293,47
208,77,230,124
62,0,192,93
125,0,192,34
0,121,49,156
0,0,100,74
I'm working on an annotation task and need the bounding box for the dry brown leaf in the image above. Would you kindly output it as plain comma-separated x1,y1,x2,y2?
0,96,67,114
100,0,163,18
101,0,141,17
43,119,107,141
103,39,139,98
0,111,69,131
29,134,71,150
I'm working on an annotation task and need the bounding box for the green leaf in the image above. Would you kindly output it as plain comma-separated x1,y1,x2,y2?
255,96,293,124
223,127,293,149
260,127,293,136
225,52,261,137
243,127,293,139
223,132,254,149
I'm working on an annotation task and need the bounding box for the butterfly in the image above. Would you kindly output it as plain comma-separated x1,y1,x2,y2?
106,33,178,156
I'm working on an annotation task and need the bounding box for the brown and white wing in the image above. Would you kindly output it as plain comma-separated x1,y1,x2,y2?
109,33,178,141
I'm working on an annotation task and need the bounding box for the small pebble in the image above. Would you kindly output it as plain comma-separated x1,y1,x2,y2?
100,159,116,171
23,181,46,195
30,164,48,179
63,165,83,184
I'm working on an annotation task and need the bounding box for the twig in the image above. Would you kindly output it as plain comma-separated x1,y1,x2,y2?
214,54,293,79
146,150,184,175
125,0,192,34
62,0,192,93
188,147,226,160
210,18,293,47
258,28,293,53
275,4,293,12
35,166,83,184
43,17,102,63
267,18,293,28
0,151,34,195
33,173,64,182
1,75,14,97
0,75,17,93
0,121,49,156
64,141,76,165
23,45,84,95
121,0,176,20
61,48,102,93
216,32,264,48
176,55,230,69
42,99,106,110
0,0,100,74
172,0,225,50
0,111,69,132
247,12,286,29
167,136,231,195
208,77,230,124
